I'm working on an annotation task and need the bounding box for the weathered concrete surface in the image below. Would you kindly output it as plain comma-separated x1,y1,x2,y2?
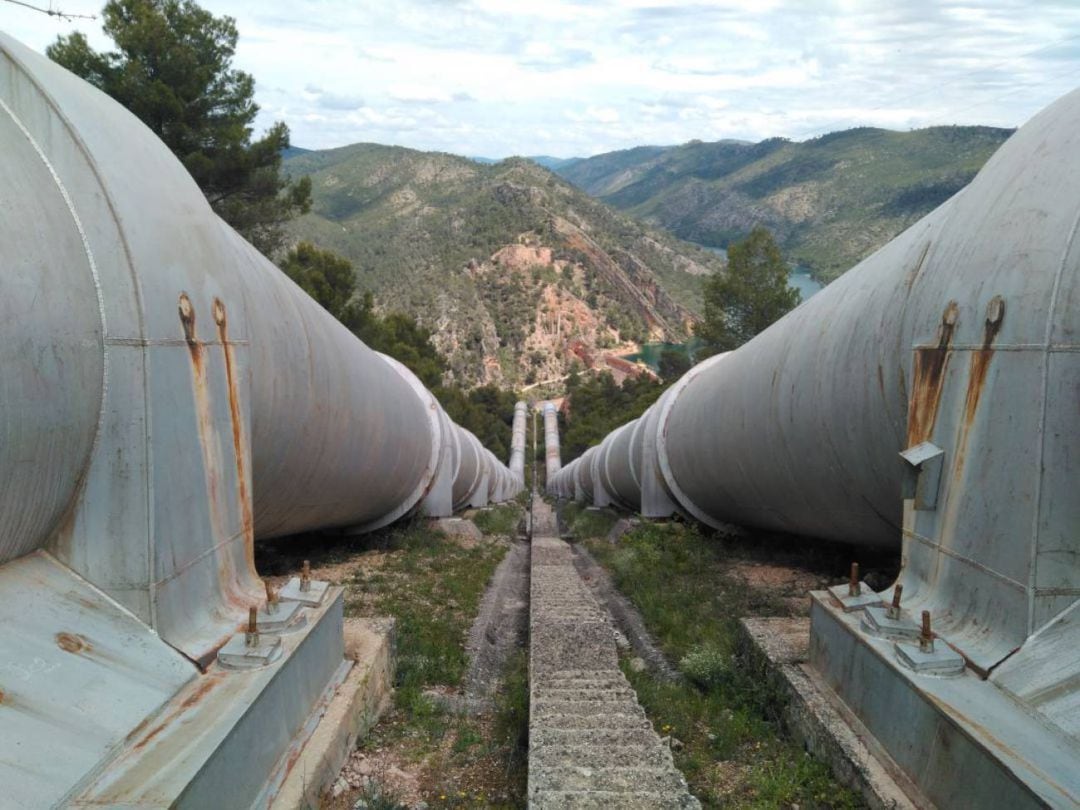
528,498,699,809
270,618,396,809
737,618,922,810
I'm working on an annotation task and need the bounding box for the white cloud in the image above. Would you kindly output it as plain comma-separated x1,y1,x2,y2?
566,105,621,123
388,84,456,104
4,0,1080,157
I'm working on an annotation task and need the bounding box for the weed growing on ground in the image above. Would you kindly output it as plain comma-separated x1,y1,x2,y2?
423,649,529,808
349,781,409,810
587,521,863,809
356,521,506,740
560,500,618,539
330,517,527,808
492,650,529,792
471,504,522,536
260,516,527,808
679,643,732,690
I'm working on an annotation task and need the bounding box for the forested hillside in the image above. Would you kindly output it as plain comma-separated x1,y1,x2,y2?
556,126,1012,281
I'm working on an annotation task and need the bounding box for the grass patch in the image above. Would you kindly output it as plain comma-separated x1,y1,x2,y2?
350,519,507,733
415,651,530,809
492,650,529,791
587,521,864,809
283,515,527,808
471,503,522,536
560,500,619,540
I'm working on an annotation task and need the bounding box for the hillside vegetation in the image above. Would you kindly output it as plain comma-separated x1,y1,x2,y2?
556,126,1012,281
284,145,724,387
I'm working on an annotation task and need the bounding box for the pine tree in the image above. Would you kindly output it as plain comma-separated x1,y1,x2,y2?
694,226,799,353
47,0,311,256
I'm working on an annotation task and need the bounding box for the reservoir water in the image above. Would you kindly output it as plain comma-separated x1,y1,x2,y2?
621,337,706,369
700,244,824,301
787,264,824,300
624,245,825,372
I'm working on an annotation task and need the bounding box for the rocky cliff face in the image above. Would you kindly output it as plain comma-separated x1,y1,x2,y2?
285,146,716,387
448,232,676,388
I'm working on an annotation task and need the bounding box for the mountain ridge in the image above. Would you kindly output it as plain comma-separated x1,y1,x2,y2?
555,125,1013,281
283,144,721,388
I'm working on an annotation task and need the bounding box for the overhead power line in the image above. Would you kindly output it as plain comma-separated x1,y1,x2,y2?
2,0,96,21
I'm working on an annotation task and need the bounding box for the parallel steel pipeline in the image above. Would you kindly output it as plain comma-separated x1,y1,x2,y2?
549,88,1080,673
0,32,520,662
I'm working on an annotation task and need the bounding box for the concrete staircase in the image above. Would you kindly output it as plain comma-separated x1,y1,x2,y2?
527,498,700,809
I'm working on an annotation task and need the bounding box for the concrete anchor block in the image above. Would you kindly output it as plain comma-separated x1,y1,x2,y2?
268,617,396,809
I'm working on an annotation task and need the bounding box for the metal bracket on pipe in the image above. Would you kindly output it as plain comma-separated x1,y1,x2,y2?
279,577,330,607
894,640,965,677
828,582,882,612
257,600,307,633
861,605,921,640
218,632,283,670
900,441,945,510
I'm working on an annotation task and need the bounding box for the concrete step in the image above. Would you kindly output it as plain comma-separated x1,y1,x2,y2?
532,764,689,794
533,676,632,691
530,726,668,748
531,699,648,719
533,686,638,702
530,742,675,770
530,789,701,810
531,712,654,731
535,673,630,686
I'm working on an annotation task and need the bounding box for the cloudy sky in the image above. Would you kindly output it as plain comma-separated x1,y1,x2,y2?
6,0,1080,157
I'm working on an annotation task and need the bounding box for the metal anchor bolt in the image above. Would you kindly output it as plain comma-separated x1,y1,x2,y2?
300,560,311,593
887,584,903,620
245,606,259,647
919,610,934,653
265,580,278,615
848,562,860,597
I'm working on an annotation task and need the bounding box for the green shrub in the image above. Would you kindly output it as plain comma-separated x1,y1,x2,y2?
679,643,732,690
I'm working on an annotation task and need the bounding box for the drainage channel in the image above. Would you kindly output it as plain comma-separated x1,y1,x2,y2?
526,495,700,809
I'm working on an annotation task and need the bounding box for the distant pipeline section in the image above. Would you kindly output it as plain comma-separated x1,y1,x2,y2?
543,401,562,484
549,89,1080,808
509,400,528,485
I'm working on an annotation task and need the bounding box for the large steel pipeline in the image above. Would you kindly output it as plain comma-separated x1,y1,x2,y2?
576,447,596,501
452,426,483,509
598,420,639,510
543,401,561,488
509,400,527,484
553,88,1080,655
550,89,1080,804
0,33,520,661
